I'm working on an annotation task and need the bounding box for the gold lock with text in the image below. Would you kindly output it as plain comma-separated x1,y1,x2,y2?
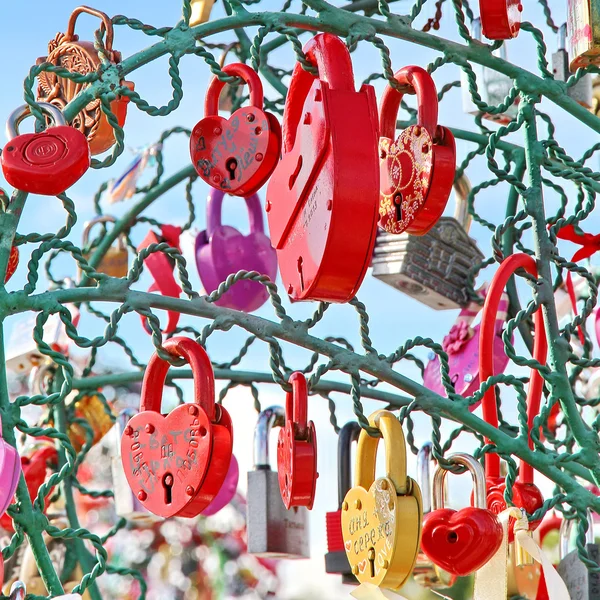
82,215,129,278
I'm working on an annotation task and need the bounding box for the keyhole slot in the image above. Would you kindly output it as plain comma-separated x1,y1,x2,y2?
163,473,174,505
393,193,403,222
226,158,238,181
447,531,458,544
297,256,304,291
368,548,375,578
289,155,303,190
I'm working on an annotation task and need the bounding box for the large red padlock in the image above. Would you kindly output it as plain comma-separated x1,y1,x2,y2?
120,337,233,518
479,253,545,539
276,372,318,509
190,63,281,196
480,0,522,40
2,103,90,196
378,66,456,235
265,33,380,303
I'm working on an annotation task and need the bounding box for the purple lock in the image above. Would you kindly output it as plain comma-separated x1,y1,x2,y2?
202,454,239,516
0,414,22,517
195,189,278,312
422,287,510,409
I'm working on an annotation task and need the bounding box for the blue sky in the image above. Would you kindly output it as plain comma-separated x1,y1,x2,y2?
0,0,597,596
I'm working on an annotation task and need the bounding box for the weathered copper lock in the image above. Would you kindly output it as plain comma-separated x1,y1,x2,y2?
568,0,600,70
480,0,522,39
190,63,281,196
277,372,317,509
36,6,134,155
378,65,456,236
82,215,128,278
2,103,90,196
266,33,379,303
121,337,233,518
341,410,422,590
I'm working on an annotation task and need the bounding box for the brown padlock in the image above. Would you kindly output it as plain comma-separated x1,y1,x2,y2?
82,215,129,278
36,6,134,155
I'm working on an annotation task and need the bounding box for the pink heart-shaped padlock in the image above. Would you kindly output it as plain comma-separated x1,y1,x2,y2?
0,415,22,517
202,454,239,516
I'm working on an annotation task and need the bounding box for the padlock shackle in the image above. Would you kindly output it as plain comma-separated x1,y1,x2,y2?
452,174,473,233
6,103,66,140
66,6,115,54
479,253,547,483
253,405,285,469
559,512,594,560
355,410,409,495
204,63,264,117
82,215,127,251
139,337,216,421
9,581,26,600
379,66,439,142
337,421,361,509
218,42,240,69
432,453,487,510
282,33,355,153
206,188,265,238
417,441,434,514
285,372,309,439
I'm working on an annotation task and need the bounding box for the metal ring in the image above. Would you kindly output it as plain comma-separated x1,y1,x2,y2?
5,102,67,141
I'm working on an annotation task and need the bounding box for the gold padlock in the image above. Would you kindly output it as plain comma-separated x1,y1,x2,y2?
507,538,541,600
82,216,129,278
341,410,422,590
568,0,600,70
189,0,215,26
68,393,114,452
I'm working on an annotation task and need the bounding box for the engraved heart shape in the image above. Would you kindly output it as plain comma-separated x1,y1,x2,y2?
190,107,281,197
421,508,503,576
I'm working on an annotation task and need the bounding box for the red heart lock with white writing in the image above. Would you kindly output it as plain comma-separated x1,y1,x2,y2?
2,103,90,196
479,254,545,540
480,0,522,40
277,372,318,509
190,63,281,196
378,66,455,236
120,337,233,518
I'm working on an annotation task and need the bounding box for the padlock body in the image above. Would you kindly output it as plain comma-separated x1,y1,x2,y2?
568,0,600,70
84,246,129,278
325,550,355,581
507,542,541,600
557,543,600,599
246,468,310,558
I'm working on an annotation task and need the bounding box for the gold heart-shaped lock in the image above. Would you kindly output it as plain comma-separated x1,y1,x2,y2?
341,410,422,590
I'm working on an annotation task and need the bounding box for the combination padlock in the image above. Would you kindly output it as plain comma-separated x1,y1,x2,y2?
247,406,310,558
81,215,129,278
553,23,593,109
421,453,503,576
36,6,134,155
120,337,233,518
479,0,522,40
378,65,456,236
567,0,600,70
190,63,281,196
195,188,278,312
2,103,90,196
277,372,317,509
266,33,379,303
341,410,422,590
324,421,361,583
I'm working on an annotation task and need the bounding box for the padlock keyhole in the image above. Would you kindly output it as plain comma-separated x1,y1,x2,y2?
226,158,238,181
447,531,458,544
297,256,304,291
368,548,375,578
289,155,303,190
163,472,174,505
393,193,403,222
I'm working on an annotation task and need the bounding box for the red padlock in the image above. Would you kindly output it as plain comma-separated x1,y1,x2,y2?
276,372,318,509
190,63,281,196
120,337,233,518
479,253,545,539
378,66,456,235
137,225,182,335
265,33,380,303
480,0,522,40
1,102,90,196
5,246,18,284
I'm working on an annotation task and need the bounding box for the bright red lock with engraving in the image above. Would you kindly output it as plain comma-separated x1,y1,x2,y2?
479,253,545,539
2,102,90,196
277,372,317,509
120,337,233,518
190,63,281,196
378,66,456,235
266,33,379,303
480,0,522,40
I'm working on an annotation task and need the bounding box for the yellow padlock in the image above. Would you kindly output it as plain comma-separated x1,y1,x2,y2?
507,540,541,600
82,215,129,278
189,0,215,26
341,410,422,590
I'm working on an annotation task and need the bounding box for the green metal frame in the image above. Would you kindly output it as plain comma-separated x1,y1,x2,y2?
2,0,600,597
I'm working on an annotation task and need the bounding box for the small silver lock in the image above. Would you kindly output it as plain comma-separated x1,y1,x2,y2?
461,18,519,124
552,23,593,109
247,406,310,558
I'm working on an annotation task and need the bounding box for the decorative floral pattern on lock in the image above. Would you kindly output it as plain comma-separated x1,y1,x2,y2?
442,320,473,354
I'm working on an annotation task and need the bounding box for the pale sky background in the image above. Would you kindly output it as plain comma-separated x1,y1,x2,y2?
0,1,597,598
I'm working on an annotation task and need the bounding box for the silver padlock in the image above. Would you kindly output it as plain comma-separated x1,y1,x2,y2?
111,409,162,526
557,513,600,600
553,23,593,109
247,406,310,558
461,18,519,124
371,174,484,310
9,582,25,600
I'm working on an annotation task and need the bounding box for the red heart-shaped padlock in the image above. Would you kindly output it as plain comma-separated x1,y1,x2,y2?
378,66,455,236
121,337,233,518
480,0,522,40
277,372,318,509
2,103,90,196
190,63,281,196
